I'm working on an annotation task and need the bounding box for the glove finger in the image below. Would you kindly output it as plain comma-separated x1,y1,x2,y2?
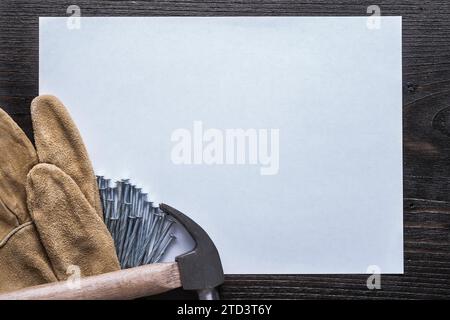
0,108,38,226
26,163,120,279
30,95,103,219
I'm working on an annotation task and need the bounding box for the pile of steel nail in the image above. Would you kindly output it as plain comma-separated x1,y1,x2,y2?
96,176,176,269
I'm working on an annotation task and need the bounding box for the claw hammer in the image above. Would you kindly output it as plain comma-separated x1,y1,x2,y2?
0,204,225,300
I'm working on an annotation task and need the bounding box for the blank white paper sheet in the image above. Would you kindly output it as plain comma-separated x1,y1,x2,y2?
39,17,403,274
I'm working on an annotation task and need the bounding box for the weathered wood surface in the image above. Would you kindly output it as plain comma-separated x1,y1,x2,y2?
1,1,449,299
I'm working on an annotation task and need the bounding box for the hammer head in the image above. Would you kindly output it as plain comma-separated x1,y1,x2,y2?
159,204,225,293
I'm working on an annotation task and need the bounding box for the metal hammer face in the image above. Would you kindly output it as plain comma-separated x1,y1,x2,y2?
159,203,225,300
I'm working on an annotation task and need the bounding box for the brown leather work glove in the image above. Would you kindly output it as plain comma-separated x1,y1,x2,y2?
0,95,120,294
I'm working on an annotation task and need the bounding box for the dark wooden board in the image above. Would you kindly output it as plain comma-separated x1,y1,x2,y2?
1,0,449,299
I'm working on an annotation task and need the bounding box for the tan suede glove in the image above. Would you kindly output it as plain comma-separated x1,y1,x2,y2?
0,95,120,294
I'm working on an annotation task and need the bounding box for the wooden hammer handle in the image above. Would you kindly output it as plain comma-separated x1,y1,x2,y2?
0,262,181,300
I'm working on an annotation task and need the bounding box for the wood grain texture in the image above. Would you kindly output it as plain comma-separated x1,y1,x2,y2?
0,262,181,300
0,0,449,299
